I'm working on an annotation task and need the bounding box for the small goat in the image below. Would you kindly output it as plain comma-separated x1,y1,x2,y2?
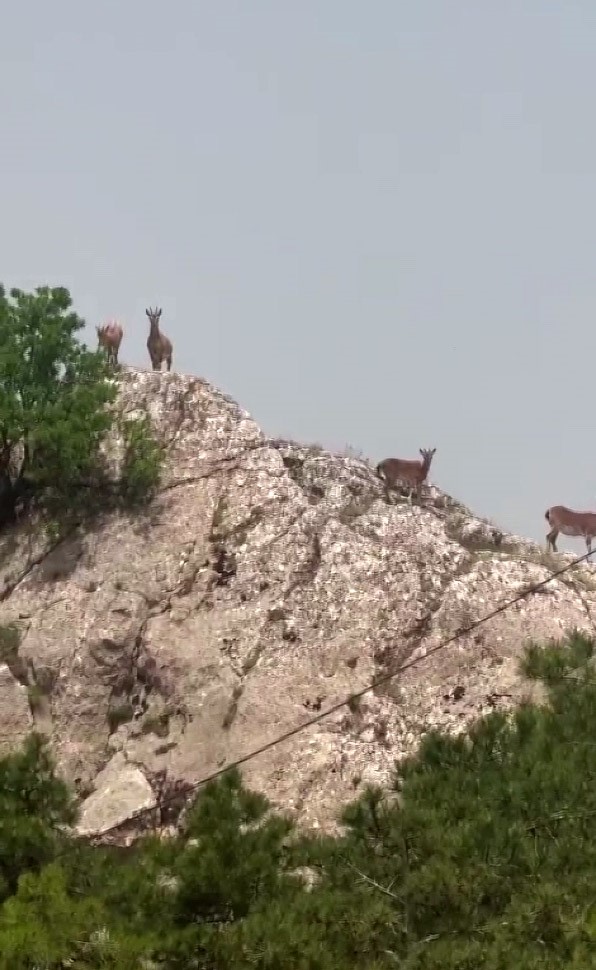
545,505,596,557
376,447,436,504
146,307,173,372
96,320,124,367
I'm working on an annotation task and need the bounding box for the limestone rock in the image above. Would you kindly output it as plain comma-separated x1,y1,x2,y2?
76,752,156,835
0,665,32,754
0,366,594,838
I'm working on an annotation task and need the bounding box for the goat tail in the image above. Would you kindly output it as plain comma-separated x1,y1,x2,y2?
545,508,551,523
375,462,385,483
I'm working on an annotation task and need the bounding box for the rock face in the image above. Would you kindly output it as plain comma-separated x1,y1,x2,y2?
0,368,594,838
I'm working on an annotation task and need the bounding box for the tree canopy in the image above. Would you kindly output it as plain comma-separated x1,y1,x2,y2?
0,284,161,527
0,632,596,967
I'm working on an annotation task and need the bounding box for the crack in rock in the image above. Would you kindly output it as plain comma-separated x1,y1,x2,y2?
1,368,595,839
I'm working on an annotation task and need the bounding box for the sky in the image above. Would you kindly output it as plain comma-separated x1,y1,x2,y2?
2,0,596,548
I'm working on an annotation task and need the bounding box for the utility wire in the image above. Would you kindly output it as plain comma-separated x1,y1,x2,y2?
85,543,596,842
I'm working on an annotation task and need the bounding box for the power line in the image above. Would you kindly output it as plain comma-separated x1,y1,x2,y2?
86,543,596,843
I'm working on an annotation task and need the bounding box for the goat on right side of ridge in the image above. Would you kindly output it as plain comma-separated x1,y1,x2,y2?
545,504,596,558
146,306,173,372
376,447,436,505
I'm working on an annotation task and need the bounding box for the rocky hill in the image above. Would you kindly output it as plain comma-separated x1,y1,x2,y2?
0,368,594,840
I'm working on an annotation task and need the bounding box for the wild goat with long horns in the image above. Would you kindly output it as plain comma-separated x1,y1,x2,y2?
146,306,173,372
376,447,436,504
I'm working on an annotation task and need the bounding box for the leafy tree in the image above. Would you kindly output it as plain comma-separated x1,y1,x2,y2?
0,284,162,527
0,285,115,525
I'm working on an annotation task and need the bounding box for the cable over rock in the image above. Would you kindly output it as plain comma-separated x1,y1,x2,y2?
0,368,594,841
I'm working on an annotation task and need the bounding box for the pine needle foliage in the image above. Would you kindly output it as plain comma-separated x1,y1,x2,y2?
2,633,596,967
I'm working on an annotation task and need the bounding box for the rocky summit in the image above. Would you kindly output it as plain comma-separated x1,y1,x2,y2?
0,368,594,841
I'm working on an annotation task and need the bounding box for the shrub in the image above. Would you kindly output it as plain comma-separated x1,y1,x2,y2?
0,624,20,665
119,415,163,508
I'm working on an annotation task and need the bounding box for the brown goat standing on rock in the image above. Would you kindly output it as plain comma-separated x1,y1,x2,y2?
545,505,596,558
146,307,173,372
96,320,124,367
376,447,436,504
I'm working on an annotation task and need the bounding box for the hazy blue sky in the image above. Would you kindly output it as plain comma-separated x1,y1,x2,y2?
2,1,595,548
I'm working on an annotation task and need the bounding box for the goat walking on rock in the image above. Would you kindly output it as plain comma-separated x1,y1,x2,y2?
376,447,436,505
545,505,596,558
146,307,173,372
96,320,124,367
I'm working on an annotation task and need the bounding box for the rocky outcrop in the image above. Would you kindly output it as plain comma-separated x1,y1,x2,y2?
0,368,594,839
